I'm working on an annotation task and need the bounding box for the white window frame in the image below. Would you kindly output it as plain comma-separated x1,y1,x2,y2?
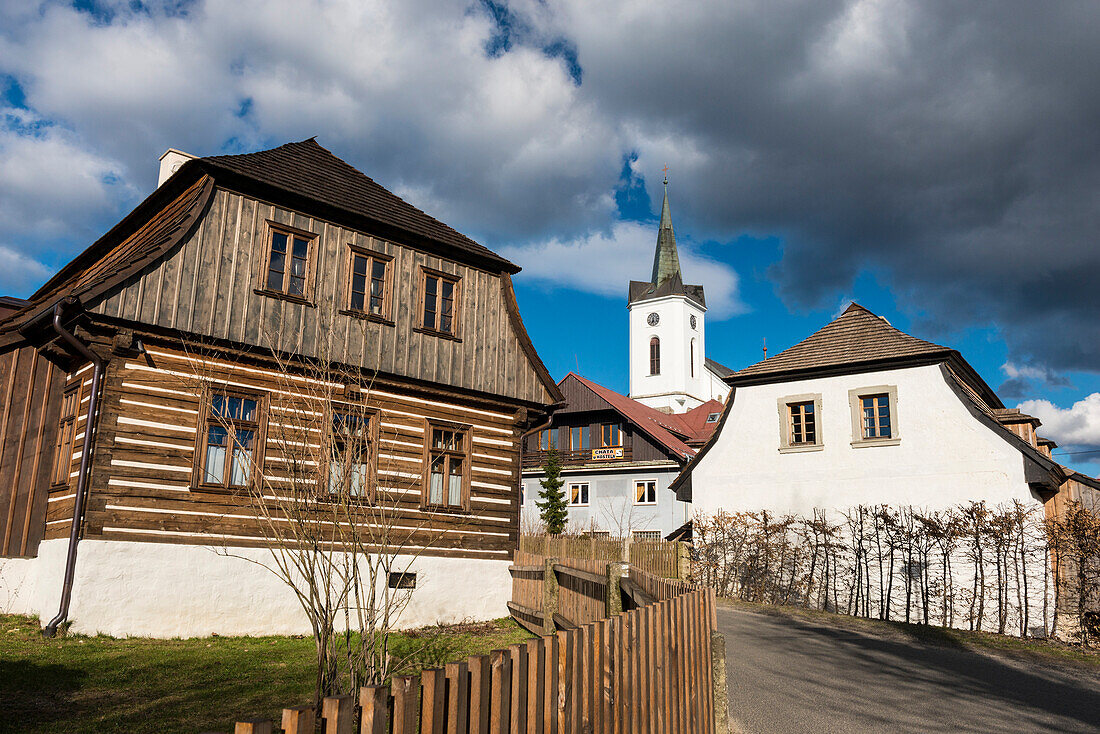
777,393,824,453
569,482,590,507
849,385,901,448
634,478,658,505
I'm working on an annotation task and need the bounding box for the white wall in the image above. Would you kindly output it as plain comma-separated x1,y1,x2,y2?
629,295,708,413
692,363,1041,517
2,539,511,638
521,467,688,537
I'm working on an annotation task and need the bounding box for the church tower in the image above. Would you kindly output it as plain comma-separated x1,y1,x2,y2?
627,180,715,413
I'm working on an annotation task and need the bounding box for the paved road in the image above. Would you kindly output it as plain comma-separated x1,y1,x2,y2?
717,605,1100,733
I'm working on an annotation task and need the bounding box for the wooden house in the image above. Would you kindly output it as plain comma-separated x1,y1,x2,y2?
520,372,722,539
0,139,563,637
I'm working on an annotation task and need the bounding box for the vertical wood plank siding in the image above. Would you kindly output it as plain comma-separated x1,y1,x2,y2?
90,188,552,406
0,346,65,557
42,343,521,558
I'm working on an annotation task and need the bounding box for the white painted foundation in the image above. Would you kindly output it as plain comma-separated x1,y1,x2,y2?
1,539,511,638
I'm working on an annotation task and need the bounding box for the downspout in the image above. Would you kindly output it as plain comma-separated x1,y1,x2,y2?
43,299,104,638
517,403,564,531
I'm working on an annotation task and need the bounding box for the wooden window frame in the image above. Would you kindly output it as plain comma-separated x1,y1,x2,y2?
255,221,319,306
192,387,267,493
777,393,823,453
421,419,472,512
340,243,395,325
568,482,590,507
51,384,80,488
634,478,658,506
849,385,901,448
600,422,623,448
569,425,590,452
320,403,381,503
414,266,463,341
649,337,661,376
537,427,558,451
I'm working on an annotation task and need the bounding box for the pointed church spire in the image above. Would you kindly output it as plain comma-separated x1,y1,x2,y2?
650,175,683,286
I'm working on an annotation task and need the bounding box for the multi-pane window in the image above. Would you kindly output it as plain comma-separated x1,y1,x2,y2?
51,386,80,486
425,424,468,509
537,428,557,451
649,337,661,375
570,426,590,451
569,482,589,506
347,248,391,318
635,479,657,505
421,269,459,336
860,394,892,439
328,409,374,499
601,423,622,447
788,401,816,445
264,226,313,299
633,530,661,541
200,393,260,489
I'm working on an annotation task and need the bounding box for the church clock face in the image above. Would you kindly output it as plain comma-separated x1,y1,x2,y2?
690,315,697,330
647,312,660,327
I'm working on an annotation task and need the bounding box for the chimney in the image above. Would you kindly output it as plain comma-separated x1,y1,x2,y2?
158,148,197,187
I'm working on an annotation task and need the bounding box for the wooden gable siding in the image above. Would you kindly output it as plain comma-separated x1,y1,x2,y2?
0,346,66,557
47,342,521,560
87,187,553,406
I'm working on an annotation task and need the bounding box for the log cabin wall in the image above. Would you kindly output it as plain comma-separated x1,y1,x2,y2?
56,339,520,560
0,345,65,557
87,187,554,407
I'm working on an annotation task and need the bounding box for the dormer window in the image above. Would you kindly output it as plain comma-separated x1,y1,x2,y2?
706,412,721,424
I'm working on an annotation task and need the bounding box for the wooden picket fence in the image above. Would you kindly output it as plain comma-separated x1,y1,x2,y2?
518,535,689,581
215,553,729,734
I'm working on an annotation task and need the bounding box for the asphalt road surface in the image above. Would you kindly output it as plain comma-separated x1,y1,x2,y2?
718,605,1100,733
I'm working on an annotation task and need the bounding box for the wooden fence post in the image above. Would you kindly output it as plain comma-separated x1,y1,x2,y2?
606,561,627,617
677,541,692,582
359,685,390,734
322,695,355,734
234,722,273,734
711,632,730,734
281,706,315,734
543,556,560,635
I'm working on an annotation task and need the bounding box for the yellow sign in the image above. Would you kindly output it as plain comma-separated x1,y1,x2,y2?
591,447,624,460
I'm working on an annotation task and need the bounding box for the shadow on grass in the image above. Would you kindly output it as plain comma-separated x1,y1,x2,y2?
0,659,88,733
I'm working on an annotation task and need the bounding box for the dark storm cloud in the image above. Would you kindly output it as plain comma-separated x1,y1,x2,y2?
542,0,1100,372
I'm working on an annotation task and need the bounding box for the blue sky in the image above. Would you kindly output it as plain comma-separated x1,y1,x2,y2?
2,0,1100,475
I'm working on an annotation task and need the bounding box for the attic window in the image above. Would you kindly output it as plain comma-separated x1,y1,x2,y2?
261,223,317,303
344,245,393,321
418,267,461,339
849,386,900,448
706,412,721,423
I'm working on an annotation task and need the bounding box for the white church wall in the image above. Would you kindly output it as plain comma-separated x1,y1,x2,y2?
692,363,1041,518
629,295,708,413
5,539,511,638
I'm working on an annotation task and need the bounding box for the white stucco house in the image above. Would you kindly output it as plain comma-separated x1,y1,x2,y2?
674,302,1086,517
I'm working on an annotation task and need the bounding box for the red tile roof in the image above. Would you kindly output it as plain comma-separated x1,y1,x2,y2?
564,373,725,459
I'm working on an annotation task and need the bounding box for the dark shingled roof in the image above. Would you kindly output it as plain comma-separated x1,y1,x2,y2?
704,357,734,379
730,303,952,382
199,139,517,273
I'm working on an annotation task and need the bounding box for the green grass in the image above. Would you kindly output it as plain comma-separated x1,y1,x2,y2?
0,614,532,734
720,597,1100,670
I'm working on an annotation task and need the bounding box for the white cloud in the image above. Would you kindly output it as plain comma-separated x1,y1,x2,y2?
0,245,51,296
1019,394,1100,448
500,221,746,318
0,108,132,240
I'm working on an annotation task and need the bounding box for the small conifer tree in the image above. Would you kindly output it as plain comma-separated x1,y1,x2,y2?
536,448,568,535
